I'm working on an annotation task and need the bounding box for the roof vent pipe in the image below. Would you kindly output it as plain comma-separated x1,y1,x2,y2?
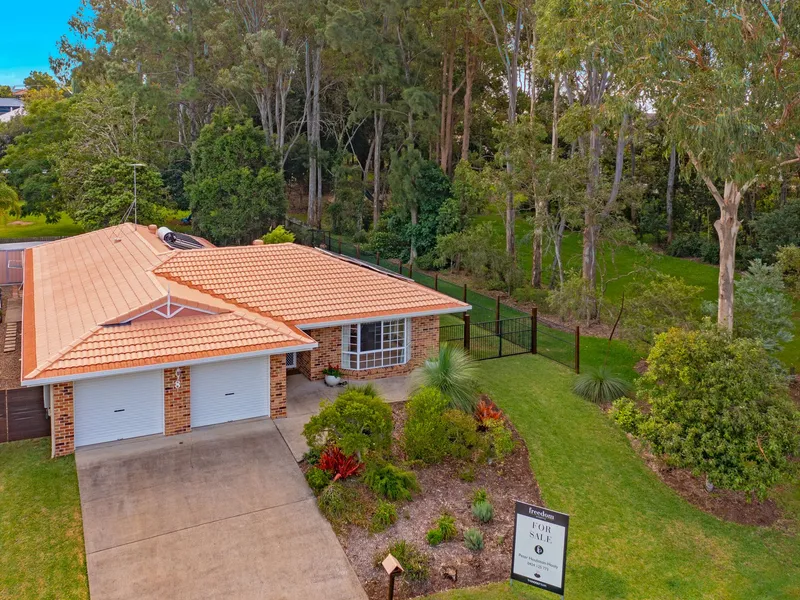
252,239,264,245
157,226,173,243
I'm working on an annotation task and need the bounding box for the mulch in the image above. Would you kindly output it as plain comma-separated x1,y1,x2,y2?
629,436,782,528
325,402,543,600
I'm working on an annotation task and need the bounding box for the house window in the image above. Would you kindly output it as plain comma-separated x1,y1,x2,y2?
342,318,410,370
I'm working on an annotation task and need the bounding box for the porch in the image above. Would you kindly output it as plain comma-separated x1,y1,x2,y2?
274,373,411,461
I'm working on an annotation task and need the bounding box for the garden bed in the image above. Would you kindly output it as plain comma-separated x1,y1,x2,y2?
629,436,781,527
304,399,542,600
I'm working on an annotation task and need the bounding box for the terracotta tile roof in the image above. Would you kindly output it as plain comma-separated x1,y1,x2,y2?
154,243,467,324
22,225,467,383
29,312,314,380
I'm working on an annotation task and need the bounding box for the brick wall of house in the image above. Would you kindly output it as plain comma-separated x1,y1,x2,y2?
164,367,191,435
270,354,287,418
298,315,440,381
52,382,74,458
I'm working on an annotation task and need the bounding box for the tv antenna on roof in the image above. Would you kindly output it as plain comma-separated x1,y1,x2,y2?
109,162,147,242
128,163,146,226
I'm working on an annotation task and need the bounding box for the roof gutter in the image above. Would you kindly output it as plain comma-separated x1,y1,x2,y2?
297,305,470,330
21,341,318,387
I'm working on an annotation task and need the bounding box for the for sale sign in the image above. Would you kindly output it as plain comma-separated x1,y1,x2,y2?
511,501,569,596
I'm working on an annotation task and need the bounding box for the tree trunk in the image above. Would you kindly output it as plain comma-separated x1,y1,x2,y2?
666,145,677,243
715,181,743,331
532,197,547,287
307,42,323,227
443,48,456,176
461,42,474,162
373,85,385,229
551,73,559,161
504,10,522,256
410,206,418,261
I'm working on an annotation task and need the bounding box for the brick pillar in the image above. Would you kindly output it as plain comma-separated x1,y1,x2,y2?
270,354,287,418
52,382,74,458
164,366,191,435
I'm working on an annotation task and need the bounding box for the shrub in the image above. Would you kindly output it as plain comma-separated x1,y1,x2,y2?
303,388,393,459
363,461,420,501
412,345,478,412
623,274,702,344
305,467,332,494
634,325,800,498
610,397,643,435
546,274,599,324
475,397,503,429
426,513,457,546
733,260,794,352
319,446,363,481
573,366,632,404
511,285,550,306
368,231,406,259
404,387,482,463
375,540,430,581
464,528,484,551
485,421,515,461
776,245,800,297
370,500,398,533
302,446,321,466
666,232,719,263
317,482,349,522
471,488,489,504
458,466,476,482
261,225,295,244
753,201,800,260
426,527,444,546
472,500,494,523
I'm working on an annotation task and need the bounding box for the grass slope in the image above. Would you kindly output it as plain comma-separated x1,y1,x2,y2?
0,213,84,239
0,439,88,600
430,356,800,600
475,215,800,369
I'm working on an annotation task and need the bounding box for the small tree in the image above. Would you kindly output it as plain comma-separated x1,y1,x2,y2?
75,158,168,230
776,245,800,298
185,109,286,246
629,325,799,498
623,274,702,345
704,260,795,352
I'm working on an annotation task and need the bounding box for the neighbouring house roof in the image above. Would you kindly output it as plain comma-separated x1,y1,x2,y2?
22,224,468,383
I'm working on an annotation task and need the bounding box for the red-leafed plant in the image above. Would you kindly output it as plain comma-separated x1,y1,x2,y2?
319,445,363,481
475,397,503,429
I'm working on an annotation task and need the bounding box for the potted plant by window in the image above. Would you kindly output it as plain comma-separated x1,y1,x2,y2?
322,364,343,386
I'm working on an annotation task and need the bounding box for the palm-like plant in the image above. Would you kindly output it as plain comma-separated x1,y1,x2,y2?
572,366,632,404
412,345,478,412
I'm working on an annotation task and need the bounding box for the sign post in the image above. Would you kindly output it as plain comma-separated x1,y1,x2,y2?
510,501,569,597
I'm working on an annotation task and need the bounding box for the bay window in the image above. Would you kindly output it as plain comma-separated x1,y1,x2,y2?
342,318,410,370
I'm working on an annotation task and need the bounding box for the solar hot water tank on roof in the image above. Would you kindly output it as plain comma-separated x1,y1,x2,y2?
156,227,204,250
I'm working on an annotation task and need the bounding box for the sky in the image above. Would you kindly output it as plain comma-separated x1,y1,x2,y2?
0,1,83,86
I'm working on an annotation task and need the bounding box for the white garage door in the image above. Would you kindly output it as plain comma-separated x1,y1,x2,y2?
74,371,164,447
191,357,269,428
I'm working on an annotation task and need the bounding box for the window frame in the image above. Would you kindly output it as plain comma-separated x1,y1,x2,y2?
341,318,411,371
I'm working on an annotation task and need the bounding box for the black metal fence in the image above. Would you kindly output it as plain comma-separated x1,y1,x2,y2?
285,218,580,372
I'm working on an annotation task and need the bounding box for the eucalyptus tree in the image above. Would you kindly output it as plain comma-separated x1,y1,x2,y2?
477,0,523,256
536,0,632,317
629,0,800,330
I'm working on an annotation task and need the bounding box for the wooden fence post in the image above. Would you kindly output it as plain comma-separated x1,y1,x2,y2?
409,263,413,279
531,307,538,354
463,313,471,351
399,261,403,274
311,229,316,247
376,251,380,266
356,244,360,259
463,283,468,303
575,326,580,374
434,273,439,291
495,296,501,334
338,236,342,254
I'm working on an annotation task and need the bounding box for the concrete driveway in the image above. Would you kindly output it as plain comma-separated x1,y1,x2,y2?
76,419,367,600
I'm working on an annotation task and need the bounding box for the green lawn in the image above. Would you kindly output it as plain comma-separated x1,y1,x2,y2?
0,213,84,239
429,355,800,600
0,439,88,600
476,215,800,370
